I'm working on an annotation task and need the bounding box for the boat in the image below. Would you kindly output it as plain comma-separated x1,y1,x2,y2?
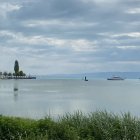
84,76,88,81
107,76,124,80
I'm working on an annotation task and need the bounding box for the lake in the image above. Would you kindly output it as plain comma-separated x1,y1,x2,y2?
0,79,140,119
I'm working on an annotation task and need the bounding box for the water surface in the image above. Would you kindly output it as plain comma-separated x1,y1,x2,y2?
0,79,140,118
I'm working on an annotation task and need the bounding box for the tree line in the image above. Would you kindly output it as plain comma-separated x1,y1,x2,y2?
0,60,26,77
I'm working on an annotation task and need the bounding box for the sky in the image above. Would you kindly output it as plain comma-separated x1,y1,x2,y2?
0,0,140,75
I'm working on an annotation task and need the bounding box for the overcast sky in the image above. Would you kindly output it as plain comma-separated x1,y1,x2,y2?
0,0,140,75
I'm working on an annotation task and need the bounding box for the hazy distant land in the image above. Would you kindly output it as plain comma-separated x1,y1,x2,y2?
39,72,140,79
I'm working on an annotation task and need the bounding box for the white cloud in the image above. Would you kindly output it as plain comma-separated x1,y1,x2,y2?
126,8,140,14
117,46,138,50
0,30,97,52
112,32,140,38
0,30,17,38
23,19,98,28
115,61,140,65
0,3,21,18
68,39,97,52
93,0,118,4
81,0,118,4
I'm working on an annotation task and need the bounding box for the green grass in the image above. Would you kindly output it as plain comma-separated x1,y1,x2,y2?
0,111,140,140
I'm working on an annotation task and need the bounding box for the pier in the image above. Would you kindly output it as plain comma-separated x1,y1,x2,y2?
0,76,36,79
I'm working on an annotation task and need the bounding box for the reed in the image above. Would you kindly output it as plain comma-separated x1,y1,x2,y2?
0,111,140,140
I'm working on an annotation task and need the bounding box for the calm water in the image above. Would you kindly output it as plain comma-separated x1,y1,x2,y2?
0,79,140,119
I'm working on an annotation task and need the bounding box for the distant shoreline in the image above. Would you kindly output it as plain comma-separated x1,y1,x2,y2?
0,76,36,79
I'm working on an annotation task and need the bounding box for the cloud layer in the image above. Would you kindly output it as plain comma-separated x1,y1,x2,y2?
0,0,140,74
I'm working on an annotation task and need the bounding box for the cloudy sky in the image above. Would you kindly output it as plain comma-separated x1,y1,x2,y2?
0,0,140,75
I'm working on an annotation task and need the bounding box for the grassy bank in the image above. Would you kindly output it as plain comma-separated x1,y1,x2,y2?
0,111,140,140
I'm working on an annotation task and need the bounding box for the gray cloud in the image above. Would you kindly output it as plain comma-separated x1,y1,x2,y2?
0,0,140,74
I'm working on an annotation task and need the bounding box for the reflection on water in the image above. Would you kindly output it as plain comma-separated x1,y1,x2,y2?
0,79,140,119
13,80,19,102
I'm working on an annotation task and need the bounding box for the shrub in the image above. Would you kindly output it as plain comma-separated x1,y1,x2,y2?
1,111,140,140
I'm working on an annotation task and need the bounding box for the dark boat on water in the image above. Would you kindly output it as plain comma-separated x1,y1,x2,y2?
107,76,124,80
84,76,88,81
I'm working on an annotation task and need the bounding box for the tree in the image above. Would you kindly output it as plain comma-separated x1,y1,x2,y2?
14,60,19,76
23,73,26,76
0,72,2,79
8,72,12,77
19,70,24,76
3,71,8,77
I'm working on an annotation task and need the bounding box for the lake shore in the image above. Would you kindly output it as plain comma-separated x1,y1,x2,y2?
0,76,36,79
0,111,140,140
